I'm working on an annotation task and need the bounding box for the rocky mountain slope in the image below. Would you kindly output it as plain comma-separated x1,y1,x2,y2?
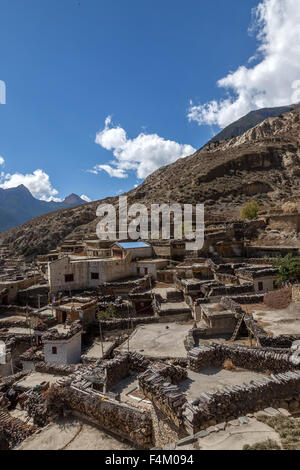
208,103,300,144
0,185,86,232
2,108,300,256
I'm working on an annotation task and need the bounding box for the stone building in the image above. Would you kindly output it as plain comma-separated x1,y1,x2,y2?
112,241,153,260
48,254,134,293
54,297,97,326
235,266,279,293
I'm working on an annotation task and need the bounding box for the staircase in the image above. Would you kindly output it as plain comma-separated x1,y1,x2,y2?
230,313,246,342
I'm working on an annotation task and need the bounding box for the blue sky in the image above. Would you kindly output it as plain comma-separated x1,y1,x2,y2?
0,0,299,202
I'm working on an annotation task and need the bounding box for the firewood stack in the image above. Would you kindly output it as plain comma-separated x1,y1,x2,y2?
138,364,187,427
182,370,300,434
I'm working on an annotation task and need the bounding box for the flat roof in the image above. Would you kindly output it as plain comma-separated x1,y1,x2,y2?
118,242,150,249
116,323,192,359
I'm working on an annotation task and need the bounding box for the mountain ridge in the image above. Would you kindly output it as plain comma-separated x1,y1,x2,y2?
2,106,300,256
0,185,86,232
207,103,300,145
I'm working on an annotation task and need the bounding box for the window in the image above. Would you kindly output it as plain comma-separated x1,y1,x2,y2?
52,347,57,355
144,267,148,275
258,281,264,291
91,272,99,280
65,274,74,283
137,267,141,275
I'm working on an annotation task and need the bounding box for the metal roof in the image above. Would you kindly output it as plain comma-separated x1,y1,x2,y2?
118,242,150,249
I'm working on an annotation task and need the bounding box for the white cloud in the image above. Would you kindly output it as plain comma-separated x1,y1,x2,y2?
92,117,196,179
0,157,4,166
188,0,300,128
40,195,63,203
80,194,92,202
0,169,60,200
92,164,128,179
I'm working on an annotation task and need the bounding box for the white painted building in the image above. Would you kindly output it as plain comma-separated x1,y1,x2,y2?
43,325,82,364
48,254,134,293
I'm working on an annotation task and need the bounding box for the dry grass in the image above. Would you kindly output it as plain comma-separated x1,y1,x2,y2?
223,359,237,371
257,415,300,450
243,439,281,450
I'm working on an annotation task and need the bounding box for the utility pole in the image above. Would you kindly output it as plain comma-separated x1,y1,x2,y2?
96,309,104,358
127,319,130,352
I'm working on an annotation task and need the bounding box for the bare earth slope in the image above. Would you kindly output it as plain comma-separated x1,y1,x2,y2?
2,109,300,256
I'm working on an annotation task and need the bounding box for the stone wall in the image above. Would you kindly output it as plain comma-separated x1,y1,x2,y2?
182,370,300,434
0,371,29,393
81,352,152,390
48,384,153,448
138,363,188,428
220,296,300,348
35,362,77,376
98,316,159,332
188,343,295,373
100,275,151,296
227,293,264,304
207,283,254,299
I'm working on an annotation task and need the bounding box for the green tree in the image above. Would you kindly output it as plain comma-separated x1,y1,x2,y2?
240,200,259,220
96,304,119,321
273,254,300,285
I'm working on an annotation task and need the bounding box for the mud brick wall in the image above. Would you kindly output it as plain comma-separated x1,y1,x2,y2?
52,385,153,448
264,288,292,309
182,370,300,434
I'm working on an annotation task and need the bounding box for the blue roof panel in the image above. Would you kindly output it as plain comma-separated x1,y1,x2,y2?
119,242,150,249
